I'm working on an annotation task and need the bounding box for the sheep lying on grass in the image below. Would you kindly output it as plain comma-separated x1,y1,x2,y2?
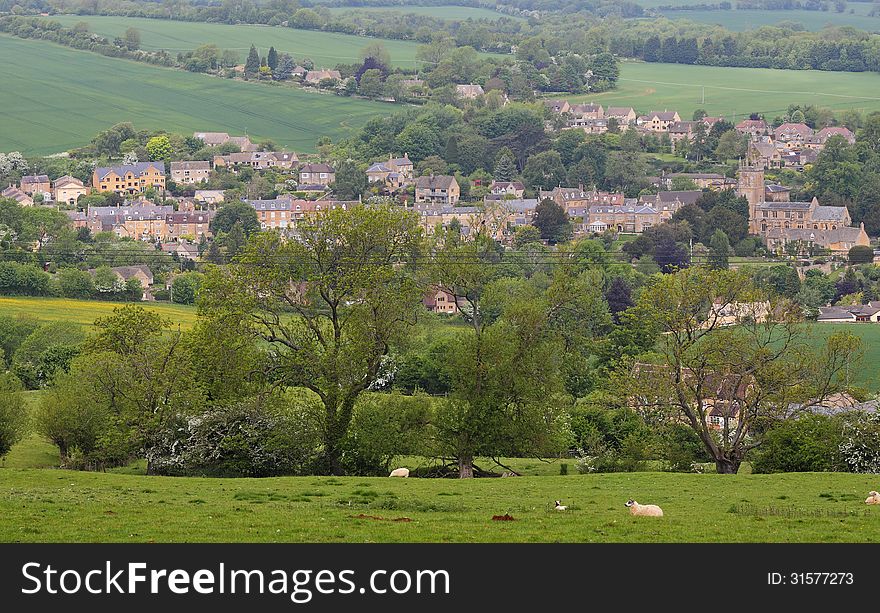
625,499,663,517
554,500,568,511
865,491,880,505
389,468,410,478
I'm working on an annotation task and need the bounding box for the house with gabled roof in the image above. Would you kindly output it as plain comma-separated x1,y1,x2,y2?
455,84,484,99
92,162,166,195
605,106,637,126
2,185,33,206
53,175,89,205
20,174,50,196
299,163,335,187
305,69,342,84
773,122,813,144
170,161,212,184
735,119,770,139
639,110,681,132
415,174,460,205
543,99,571,114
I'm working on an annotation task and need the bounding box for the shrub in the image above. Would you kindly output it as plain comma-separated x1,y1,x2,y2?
35,371,118,467
172,272,204,305
341,392,433,476
0,262,53,296
838,412,880,474
660,422,711,472
751,414,843,473
56,268,95,299
0,373,28,459
848,245,874,264
11,321,85,389
146,395,322,477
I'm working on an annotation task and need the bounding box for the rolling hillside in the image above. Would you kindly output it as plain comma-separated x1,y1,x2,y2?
0,34,394,155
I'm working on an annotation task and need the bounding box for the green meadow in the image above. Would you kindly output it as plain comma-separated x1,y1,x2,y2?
562,61,880,119
649,4,880,32
326,5,522,21
0,296,198,329
1,467,879,542
47,15,429,67
0,34,394,155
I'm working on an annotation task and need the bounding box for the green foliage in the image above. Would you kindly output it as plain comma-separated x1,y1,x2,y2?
11,321,85,389
56,268,95,299
0,262,54,296
0,373,27,459
171,272,204,305
211,202,261,237
147,395,321,477
751,414,843,474
532,198,572,245
341,392,433,475
848,245,874,264
201,204,425,475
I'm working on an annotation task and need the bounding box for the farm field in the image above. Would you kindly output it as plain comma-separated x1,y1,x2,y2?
45,15,502,67
803,323,880,392
326,5,521,20
0,468,878,542
561,61,880,119
654,7,880,32
0,296,198,329
0,34,394,155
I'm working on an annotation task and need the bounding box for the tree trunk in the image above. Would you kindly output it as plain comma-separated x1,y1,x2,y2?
458,454,474,479
715,457,741,474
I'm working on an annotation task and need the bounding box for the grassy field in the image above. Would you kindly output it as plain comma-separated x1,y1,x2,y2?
651,6,880,32
326,5,521,21
562,61,880,119
0,296,198,329
0,34,394,155
47,15,471,68
1,468,879,542
804,323,880,392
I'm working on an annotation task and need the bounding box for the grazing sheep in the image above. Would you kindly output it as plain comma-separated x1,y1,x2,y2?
625,499,663,517
554,500,568,511
389,468,409,478
865,491,880,505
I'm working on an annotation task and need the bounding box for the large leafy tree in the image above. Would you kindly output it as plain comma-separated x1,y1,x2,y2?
332,159,367,201
431,231,571,477
211,201,261,237
625,268,860,474
532,198,572,245
199,204,424,475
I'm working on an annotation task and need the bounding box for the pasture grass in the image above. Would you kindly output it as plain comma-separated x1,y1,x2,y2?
1,468,879,542
0,296,198,329
0,34,395,155
45,15,503,67
562,61,880,119
652,6,880,32
325,5,522,21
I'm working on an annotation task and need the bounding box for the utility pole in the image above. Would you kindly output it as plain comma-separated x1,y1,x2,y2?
701,86,705,106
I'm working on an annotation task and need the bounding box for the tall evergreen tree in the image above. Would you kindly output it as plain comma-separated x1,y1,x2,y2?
604,276,634,323
267,46,278,71
493,148,517,181
274,53,295,81
244,44,260,78
444,135,460,165
532,198,572,245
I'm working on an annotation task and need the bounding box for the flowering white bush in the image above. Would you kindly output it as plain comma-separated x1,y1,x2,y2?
838,413,880,474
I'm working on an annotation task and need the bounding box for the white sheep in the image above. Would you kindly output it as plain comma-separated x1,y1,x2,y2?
865,491,880,505
389,467,410,478
625,499,664,517
554,500,568,511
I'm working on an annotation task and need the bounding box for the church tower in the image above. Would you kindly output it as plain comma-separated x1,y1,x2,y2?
736,159,765,234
